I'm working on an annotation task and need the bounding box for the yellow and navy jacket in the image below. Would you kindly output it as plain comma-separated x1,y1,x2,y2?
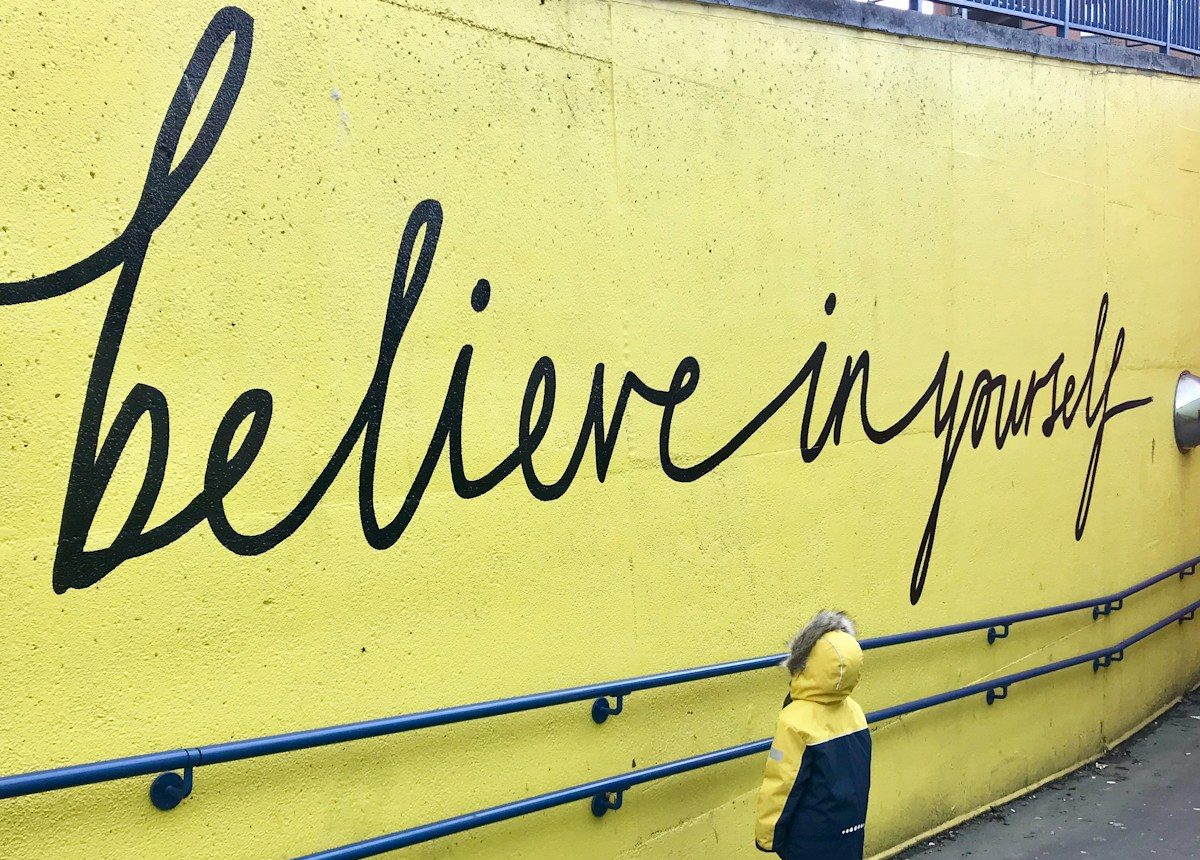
755,615,871,860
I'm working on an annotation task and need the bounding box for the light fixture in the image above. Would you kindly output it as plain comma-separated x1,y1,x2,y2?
1173,371,1200,451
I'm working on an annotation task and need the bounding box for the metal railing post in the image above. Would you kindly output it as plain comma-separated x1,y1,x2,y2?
1060,0,1072,39
1164,0,1174,54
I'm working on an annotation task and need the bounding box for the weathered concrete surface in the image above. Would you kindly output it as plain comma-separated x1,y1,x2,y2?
4,1,1200,858
898,689,1200,858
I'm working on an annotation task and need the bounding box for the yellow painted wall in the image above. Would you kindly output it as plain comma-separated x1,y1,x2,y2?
1,0,1199,857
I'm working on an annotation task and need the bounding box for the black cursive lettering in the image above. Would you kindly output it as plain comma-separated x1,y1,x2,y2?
0,7,1152,603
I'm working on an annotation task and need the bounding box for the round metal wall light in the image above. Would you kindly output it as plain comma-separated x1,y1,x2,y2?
1174,371,1200,451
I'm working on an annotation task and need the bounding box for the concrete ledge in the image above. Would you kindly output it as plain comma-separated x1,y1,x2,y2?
692,0,1200,77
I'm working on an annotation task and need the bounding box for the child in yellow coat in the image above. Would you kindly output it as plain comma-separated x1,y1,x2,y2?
755,611,871,859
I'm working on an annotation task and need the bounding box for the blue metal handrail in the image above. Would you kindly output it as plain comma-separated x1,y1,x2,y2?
297,594,1200,860
0,554,1195,808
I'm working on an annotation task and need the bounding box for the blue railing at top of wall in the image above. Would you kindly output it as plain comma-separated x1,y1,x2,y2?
0,553,1196,814
296,594,1200,860
904,0,1200,55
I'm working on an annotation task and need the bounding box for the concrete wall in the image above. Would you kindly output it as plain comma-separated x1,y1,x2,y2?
1,1,1198,857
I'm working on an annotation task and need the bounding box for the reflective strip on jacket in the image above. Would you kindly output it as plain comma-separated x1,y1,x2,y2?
755,629,872,860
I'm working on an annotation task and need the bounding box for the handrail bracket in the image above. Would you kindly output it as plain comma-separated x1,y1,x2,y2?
987,623,1011,645
985,685,1009,705
149,749,200,811
1093,649,1125,672
1182,565,1196,580
1093,598,1124,620
591,694,625,725
591,788,624,817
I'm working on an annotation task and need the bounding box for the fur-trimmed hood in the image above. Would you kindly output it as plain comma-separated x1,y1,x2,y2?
783,610,857,674
782,611,862,704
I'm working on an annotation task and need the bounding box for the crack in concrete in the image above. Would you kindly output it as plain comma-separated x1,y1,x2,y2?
372,0,611,65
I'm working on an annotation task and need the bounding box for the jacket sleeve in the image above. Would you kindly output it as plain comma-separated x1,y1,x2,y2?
754,708,809,852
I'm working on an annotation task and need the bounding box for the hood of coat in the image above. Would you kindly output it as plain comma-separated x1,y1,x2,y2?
788,630,863,705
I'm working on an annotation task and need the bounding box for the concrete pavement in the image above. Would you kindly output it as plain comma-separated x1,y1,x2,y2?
897,689,1200,859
